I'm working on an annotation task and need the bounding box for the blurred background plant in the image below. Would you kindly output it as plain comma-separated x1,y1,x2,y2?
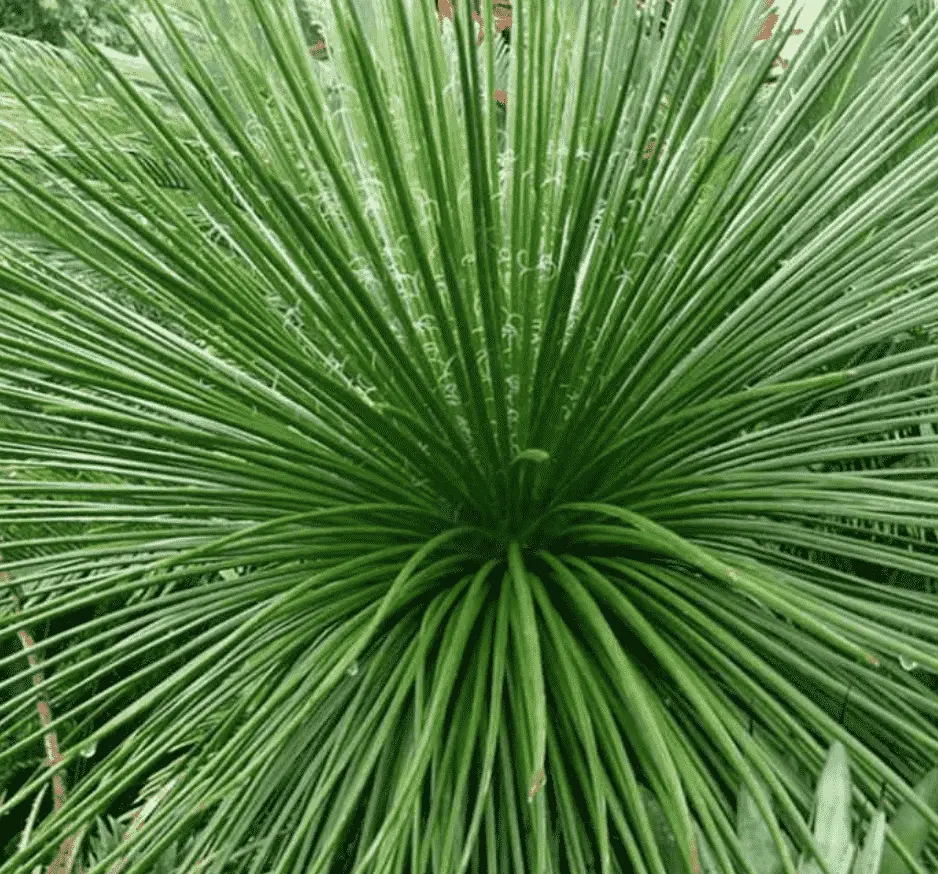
0,0,141,53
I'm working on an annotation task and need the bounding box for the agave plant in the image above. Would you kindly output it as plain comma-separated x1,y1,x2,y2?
2,0,938,872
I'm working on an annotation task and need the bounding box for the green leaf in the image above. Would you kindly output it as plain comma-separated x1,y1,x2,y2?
641,786,688,874
879,767,938,874
696,824,720,874
738,777,788,874
800,742,855,874
826,0,919,121
716,0,759,73
850,811,885,874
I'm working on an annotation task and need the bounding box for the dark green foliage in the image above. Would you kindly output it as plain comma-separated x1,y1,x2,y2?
0,0,139,52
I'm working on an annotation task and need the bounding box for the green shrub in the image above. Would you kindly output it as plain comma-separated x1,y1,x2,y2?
1,1,938,873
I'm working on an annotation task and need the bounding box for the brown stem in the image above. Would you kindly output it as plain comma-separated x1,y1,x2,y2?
2,562,78,874
3,563,202,874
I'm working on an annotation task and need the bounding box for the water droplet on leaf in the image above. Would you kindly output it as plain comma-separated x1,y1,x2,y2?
899,654,919,671
347,661,359,677
512,448,550,465
80,741,97,759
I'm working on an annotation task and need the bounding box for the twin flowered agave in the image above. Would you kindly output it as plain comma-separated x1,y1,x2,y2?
1,1,938,873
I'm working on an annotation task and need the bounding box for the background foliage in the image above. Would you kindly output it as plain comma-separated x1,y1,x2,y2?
0,0,140,53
